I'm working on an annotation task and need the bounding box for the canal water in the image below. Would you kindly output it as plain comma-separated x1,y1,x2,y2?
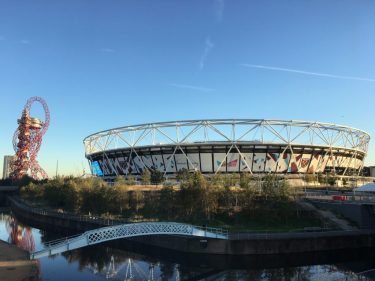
1,211,375,281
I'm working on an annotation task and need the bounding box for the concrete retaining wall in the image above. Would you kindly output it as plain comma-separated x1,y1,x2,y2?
311,201,375,228
128,230,375,255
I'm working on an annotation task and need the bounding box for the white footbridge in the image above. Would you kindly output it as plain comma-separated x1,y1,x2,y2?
30,222,228,259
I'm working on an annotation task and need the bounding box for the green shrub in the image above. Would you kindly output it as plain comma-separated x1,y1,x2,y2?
327,176,337,186
150,170,165,185
141,169,151,185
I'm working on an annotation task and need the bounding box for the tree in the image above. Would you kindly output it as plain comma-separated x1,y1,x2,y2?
130,190,144,214
158,186,175,219
113,185,129,214
278,179,292,199
304,174,315,183
224,173,240,188
178,186,200,219
210,174,225,189
200,186,219,220
176,168,190,182
20,182,44,201
80,178,110,214
327,175,337,186
190,171,207,189
317,173,325,184
261,174,292,200
342,178,348,186
15,175,35,187
114,176,126,187
240,173,251,189
42,178,80,211
150,170,165,185
261,174,277,199
141,169,151,185
126,175,136,185
178,171,217,220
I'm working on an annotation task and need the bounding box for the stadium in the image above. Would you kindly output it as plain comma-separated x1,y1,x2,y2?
83,119,370,179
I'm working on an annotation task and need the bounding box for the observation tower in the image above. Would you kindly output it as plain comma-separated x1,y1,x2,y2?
11,96,50,180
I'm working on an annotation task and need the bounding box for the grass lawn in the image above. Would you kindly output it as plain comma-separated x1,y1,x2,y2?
179,213,323,233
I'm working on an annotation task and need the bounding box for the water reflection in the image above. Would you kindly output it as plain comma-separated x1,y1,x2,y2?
5,213,35,252
61,246,190,280
57,237,375,281
1,212,375,281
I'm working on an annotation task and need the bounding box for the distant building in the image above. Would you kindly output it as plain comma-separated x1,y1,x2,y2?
2,155,13,179
370,166,375,178
362,166,375,177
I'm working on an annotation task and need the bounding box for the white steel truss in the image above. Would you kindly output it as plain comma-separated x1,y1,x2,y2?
83,119,370,176
30,222,228,259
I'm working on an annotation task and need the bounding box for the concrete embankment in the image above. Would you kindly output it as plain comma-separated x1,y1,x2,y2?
0,240,39,281
128,229,375,255
8,196,375,255
309,200,375,229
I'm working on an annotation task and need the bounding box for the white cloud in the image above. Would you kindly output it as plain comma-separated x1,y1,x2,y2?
199,37,214,70
241,64,375,83
168,83,215,92
20,39,30,44
100,48,115,53
214,0,225,22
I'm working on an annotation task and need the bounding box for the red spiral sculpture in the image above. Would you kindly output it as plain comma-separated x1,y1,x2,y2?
11,96,50,180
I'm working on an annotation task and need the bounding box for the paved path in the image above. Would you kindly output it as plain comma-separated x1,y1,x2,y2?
0,240,38,281
297,200,357,231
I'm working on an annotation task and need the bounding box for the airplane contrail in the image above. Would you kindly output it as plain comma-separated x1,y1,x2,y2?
241,64,375,82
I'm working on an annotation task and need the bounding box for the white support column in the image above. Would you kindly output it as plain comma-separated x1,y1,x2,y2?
215,144,234,174
234,144,253,175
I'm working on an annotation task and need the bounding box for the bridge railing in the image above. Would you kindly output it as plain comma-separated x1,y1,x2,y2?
81,222,229,244
30,222,229,259
193,225,229,237
42,233,83,248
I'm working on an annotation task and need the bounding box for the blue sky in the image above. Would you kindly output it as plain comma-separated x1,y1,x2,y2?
1,0,375,176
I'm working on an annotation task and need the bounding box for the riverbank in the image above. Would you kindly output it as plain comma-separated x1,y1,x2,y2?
0,240,38,281
8,196,375,256
19,175,326,232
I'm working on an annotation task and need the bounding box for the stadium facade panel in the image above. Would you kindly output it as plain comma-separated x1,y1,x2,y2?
83,119,370,178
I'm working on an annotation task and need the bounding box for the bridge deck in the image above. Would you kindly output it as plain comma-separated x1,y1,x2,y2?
30,222,228,259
